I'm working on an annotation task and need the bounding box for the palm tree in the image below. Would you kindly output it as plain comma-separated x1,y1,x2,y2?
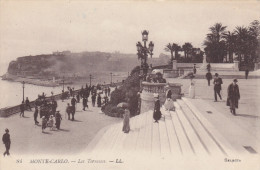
165,43,182,62
182,43,193,59
164,43,174,63
223,31,236,62
172,43,182,61
234,26,250,63
204,23,227,63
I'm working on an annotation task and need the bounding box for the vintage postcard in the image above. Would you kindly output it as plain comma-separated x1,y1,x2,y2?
0,0,259,170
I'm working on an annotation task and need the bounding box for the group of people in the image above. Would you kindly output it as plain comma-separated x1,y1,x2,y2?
200,70,241,116
64,84,111,121
146,72,167,83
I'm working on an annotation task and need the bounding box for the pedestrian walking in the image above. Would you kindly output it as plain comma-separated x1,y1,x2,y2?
76,93,80,103
2,128,11,156
122,108,130,133
205,71,213,86
97,94,102,107
227,79,240,116
207,63,211,72
83,97,88,111
34,106,39,125
92,93,96,107
193,64,197,74
213,73,223,102
25,97,32,111
108,87,111,96
51,99,57,115
55,111,62,129
20,101,25,117
245,68,249,79
66,103,71,120
71,96,77,118
153,93,161,123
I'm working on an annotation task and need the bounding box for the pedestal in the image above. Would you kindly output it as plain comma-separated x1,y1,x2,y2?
172,60,177,70
234,61,239,71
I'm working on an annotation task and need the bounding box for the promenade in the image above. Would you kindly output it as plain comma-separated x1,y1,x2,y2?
0,95,121,155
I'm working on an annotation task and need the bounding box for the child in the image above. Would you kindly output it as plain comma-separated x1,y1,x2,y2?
42,116,47,133
48,115,54,131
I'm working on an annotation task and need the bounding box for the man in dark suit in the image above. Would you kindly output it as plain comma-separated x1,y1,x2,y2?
227,79,240,116
205,71,212,86
71,96,77,121
2,128,11,156
213,73,223,102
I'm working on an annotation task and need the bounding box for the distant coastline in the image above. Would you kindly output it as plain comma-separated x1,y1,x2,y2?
1,73,65,87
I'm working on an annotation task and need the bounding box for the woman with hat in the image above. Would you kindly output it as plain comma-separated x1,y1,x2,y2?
227,79,240,116
55,111,62,130
2,128,11,156
189,74,196,99
122,105,130,133
164,84,175,111
153,93,162,123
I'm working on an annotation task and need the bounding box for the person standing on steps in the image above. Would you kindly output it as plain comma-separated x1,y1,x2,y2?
245,68,249,79
205,71,212,86
227,79,240,116
189,74,196,99
213,73,223,102
153,93,161,123
193,64,197,74
164,85,174,111
122,107,130,133
2,128,11,156
207,63,211,72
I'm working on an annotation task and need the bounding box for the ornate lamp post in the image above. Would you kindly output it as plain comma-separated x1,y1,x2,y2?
62,76,65,91
22,81,25,102
89,74,92,87
136,30,154,77
110,73,113,84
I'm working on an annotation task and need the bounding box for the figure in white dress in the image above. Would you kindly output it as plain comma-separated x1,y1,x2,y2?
164,85,175,111
189,74,196,99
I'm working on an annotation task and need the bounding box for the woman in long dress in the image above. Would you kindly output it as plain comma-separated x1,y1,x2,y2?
153,93,161,123
164,89,174,111
189,74,195,99
122,108,130,133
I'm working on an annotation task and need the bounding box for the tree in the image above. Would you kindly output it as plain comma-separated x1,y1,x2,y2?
164,43,174,63
204,23,227,63
165,43,182,63
223,31,236,62
182,43,193,59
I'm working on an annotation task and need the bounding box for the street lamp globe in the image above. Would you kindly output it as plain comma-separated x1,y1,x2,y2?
148,41,154,52
141,30,149,41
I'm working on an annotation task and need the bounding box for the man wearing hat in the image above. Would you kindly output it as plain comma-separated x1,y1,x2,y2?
153,93,162,123
227,79,240,116
2,128,11,156
213,73,223,102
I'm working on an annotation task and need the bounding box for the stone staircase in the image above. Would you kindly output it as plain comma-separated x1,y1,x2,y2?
88,97,250,157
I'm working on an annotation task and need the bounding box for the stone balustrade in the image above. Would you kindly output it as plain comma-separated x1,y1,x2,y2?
0,82,123,117
140,81,182,113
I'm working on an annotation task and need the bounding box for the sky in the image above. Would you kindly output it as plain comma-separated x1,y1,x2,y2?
0,0,259,74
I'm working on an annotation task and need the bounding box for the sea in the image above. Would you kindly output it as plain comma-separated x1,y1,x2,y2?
0,79,83,108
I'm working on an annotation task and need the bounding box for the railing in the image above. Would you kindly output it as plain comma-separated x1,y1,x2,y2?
0,82,123,117
152,64,172,69
142,82,167,93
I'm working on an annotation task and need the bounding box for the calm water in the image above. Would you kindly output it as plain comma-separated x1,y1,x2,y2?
0,72,127,108
0,79,83,108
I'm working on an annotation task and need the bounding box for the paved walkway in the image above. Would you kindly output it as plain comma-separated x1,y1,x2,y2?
168,76,260,153
0,97,121,155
